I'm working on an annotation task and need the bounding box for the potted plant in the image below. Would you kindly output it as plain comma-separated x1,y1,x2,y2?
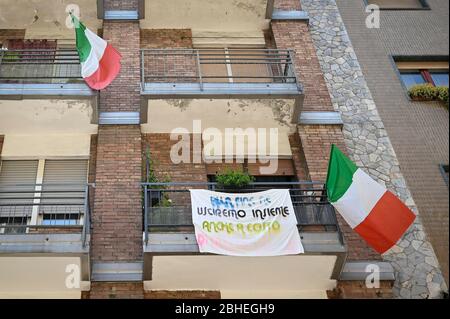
215,169,255,191
408,84,449,105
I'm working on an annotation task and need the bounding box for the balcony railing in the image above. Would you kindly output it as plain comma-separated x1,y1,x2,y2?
140,48,300,90
0,48,83,84
142,182,342,245
0,183,91,247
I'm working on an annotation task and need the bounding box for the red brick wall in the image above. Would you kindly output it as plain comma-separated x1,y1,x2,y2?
91,125,143,262
271,22,333,112
289,133,310,181
145,290,221,299
84,282,144,299
141,29,193,48
0,29,25,45
327,281,393,299
88,135,97,212
140,29,195,83
100,21,141,112
142,133,207,183
297,125,381,260
274,0,302,10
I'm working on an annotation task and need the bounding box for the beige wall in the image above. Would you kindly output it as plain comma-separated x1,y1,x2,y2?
1,134,91,159
0,256,83,299
142,0,269,34
0,0,101,39
145,255,337,296
0,99,97,135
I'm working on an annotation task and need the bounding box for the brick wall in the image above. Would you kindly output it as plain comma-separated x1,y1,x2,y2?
92,125,142,262
142,133,207,183
145,290,221,299
0,29,25,45
271,22,333,112
274,0,302,10
83,282,144,299
88,135,97,212
141,29,195,83
297,125,381,260
141,29,193,48
327,281,393,299
288,133,310,181
100,21,141,113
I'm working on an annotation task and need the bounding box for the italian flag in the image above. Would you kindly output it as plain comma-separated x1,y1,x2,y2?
326,145,416,254
73,15,121,90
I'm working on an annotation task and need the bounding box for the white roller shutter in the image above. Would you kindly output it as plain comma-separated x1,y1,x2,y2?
0,160,39,218
40,160,88,218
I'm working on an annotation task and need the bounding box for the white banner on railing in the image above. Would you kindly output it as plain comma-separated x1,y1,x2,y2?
189,189,304,256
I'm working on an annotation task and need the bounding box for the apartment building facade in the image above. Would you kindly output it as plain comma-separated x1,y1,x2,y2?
0,0,446,299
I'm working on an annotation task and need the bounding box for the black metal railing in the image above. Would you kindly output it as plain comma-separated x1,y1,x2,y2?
0,183,91,247
142,182,342,245
140,48,299,89
0,48,83,84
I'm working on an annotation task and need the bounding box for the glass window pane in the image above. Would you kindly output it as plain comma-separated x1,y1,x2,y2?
430,72,449,87
400,72,426,89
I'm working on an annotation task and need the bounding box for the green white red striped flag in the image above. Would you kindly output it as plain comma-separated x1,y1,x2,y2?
72,15,121,90
326,144,416,254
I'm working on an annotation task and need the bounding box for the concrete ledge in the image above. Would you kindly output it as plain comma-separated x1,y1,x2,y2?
91,262,143,282
0,83,95,98
104,10,139,20
142,82,303,98
98,112,140,125
0,233,90,254
272,10,309,21
144,231,345,255
299,111,343,125
339,261,395,281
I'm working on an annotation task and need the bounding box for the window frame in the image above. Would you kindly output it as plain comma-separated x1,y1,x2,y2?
391,56,449,99
439,164,449,187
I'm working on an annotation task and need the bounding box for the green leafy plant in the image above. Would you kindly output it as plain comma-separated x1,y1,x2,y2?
408,84,449,105
143,147,172,207
216,169,255,189
1,50,20,62
436,86,449,104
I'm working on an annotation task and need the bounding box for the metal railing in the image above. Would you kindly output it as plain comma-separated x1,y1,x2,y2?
0,48,83,84
142,182,342,245
0,183,91,247
140,48,299,90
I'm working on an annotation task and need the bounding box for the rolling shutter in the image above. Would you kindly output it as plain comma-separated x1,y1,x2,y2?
0,160,39,217
40,160,88,216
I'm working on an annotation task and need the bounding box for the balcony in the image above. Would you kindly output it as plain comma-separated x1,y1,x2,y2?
142,182,345,296
143,181,344,255
0,183,91,254
0,48,95,98
140,49,304,123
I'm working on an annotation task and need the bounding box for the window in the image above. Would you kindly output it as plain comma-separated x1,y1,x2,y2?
0,159,88,229
400,72,427,89
440,164,449,186
430,71,449,87
395,59,449,89
366,0,429,9
41,214,79,226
